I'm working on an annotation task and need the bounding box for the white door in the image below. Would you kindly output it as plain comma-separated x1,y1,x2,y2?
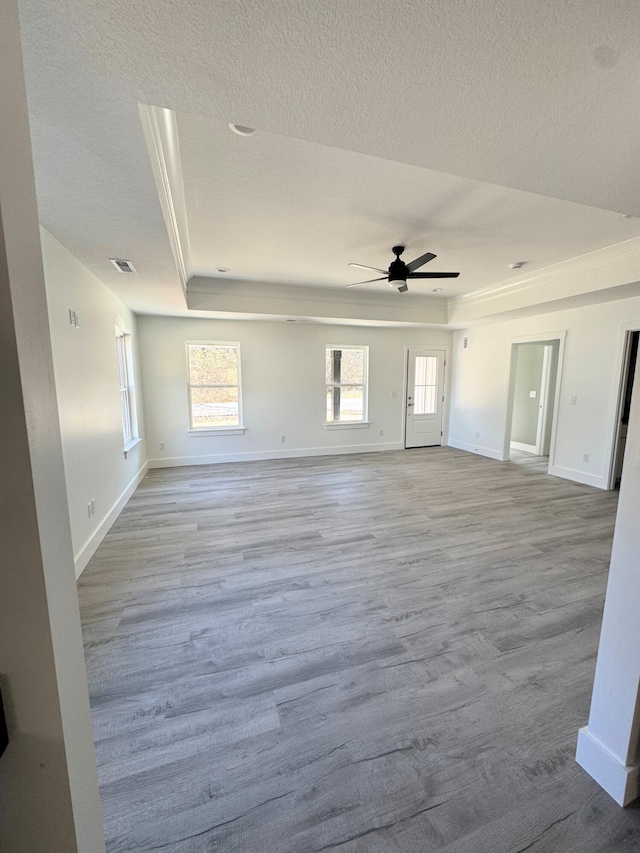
405,349,445,448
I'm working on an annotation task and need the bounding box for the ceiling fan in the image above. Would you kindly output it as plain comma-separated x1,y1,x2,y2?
347,245,460,293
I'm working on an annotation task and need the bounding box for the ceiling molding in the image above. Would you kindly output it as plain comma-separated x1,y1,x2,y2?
138,104,192,298
448,236,640,325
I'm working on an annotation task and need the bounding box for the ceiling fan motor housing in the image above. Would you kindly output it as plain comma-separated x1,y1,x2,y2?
388,256,408,286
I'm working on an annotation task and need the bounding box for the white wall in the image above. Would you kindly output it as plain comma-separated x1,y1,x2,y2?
138,316,452,466
449,297,640,488
576,361,640,805
41,228,148,575
0,4,104,848
511,344,544,448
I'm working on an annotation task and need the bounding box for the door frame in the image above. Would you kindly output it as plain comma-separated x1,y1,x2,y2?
402,344,450,448
607,325,640,489
534,344,555,456
503,331,566,465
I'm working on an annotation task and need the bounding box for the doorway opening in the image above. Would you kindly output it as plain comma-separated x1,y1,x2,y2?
610,329,639,489
505,340,561,474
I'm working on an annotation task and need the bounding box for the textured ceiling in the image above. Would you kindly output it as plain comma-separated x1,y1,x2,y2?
17,0,640,316
180,112,640,297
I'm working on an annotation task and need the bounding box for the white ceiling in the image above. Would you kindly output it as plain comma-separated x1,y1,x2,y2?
179,111,640,297
16,0,640,318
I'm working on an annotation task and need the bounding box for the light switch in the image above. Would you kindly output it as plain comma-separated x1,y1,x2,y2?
529,391,537,398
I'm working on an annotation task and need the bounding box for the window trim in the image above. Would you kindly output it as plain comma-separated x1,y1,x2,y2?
324,421,370,430
186,340,244,432
116,326,140,455
325,344,369,425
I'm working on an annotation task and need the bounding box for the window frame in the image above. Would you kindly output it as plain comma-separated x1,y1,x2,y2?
186,340,245,435
324,344,369,428
115,326,140,454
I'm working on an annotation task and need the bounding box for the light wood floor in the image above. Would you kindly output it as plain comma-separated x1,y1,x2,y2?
78,448,640,852
509,450,550,475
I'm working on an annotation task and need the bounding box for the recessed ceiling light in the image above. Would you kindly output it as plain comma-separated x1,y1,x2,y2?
215,267,230,273
510,261,526,270
228,123,256,136
432,287,444,293
110,258,136,274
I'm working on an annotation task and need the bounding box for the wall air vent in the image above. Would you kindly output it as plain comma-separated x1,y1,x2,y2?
110,258,136,274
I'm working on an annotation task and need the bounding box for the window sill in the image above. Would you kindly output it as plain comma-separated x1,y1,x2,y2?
123,436,142,458
324,421,370,430
189,427,246,436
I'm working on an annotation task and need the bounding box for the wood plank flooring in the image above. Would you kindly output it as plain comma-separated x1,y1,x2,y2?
77,448,640,852
509,450,551,475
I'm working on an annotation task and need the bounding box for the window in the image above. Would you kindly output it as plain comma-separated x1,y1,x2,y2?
325,346,368,424
187,342,243,431
116,328,139,451
413,355,438,414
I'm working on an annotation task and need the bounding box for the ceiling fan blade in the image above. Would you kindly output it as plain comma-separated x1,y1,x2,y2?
406,252,436,272
345,276,388,288
397,283,409,293
348,263,388,273
407,271,460,278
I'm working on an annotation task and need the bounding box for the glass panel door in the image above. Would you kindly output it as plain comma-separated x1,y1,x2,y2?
413,356,438,414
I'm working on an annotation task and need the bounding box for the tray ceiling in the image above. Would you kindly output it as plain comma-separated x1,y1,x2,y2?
17,0,640,319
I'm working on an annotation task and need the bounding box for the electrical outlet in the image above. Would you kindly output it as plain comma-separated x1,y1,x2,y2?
379,429,384,436
280,435,286,443
160,442,166,450
529,390,537,398
583,453,590,463
390,390,398,398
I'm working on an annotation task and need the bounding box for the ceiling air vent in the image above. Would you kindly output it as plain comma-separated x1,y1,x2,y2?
110,258,136,274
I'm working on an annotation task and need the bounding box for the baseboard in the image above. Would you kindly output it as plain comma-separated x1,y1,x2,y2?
446,438,504,461
576,726,639,806
547,464,607,490
148,441,404,469
510,441,537,453
74,461,149,578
